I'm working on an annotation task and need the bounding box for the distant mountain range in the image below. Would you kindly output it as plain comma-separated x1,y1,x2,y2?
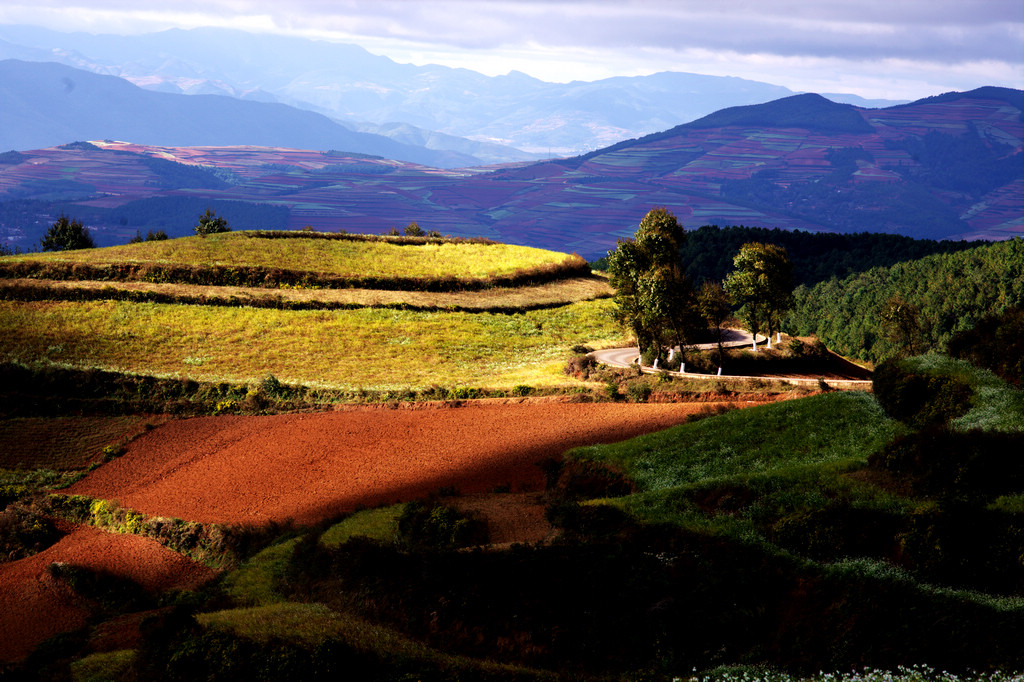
0,60,482,168
0,25,906,159
1,87,1019,257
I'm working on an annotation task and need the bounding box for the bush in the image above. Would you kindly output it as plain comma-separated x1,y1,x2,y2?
626,382,652,403
40,214,95,251
0,502,62,561
397,499,488,550
547,457,634,501
511,384,534,397
564,353,597,379
872,358,973,427
194,208,231,236
948,307,1024,387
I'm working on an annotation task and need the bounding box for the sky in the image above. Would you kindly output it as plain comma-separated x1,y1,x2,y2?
0,0,1022,100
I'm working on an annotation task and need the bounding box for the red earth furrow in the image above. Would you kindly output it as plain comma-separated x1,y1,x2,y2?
67,401,726,526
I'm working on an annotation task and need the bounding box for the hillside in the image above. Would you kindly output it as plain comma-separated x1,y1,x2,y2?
2,204,1024,678
786,238,1024,362
1,88,1021,256
0,232,622,391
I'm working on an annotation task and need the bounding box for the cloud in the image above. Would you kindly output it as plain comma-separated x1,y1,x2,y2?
0,0,1021,97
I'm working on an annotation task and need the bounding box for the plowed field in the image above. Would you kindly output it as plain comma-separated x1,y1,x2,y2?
68,401,732,525
0,524,214,662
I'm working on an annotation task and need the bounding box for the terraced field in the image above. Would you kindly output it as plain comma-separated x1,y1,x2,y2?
0,233,619,390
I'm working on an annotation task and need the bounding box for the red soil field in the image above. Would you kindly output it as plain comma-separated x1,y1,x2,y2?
0,523,214,663
67,401,730,526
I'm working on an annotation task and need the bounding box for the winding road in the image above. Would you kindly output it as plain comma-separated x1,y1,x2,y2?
591,328,760,369
590,329,873,389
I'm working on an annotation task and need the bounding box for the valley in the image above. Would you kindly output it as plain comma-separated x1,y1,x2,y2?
1,88,1021,258
0,50,1021,678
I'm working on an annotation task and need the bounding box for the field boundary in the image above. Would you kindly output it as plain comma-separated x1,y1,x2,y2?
0,253,591,292
0,276,612,313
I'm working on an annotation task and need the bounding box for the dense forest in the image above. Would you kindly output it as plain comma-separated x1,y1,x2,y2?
593,225,986,288
786,239,1024,362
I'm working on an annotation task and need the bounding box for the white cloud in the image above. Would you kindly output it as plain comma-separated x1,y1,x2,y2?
0,0,1021,99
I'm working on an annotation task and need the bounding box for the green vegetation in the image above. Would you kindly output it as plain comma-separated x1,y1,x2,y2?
947,306,1024,387
786,239,1024,362
724,241,794,343
319,505,403,547
5,222,1024,679
39,214,95,252
223,537,303,606
570,391,900,493
193,208,231,236
606,207,700,357
648,225,988,288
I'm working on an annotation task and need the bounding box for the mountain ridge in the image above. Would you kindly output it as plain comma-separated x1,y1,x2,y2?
0,87,1020,257
0,24,908,156
0,59,480,168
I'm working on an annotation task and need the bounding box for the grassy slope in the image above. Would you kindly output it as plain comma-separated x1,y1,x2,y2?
570,391,900,493
0,274,613,311
899,354,1024,433
0,298,620,390
1,232,567,280
0,234,622,390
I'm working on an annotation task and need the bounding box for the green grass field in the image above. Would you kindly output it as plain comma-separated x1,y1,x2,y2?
1,231,570,280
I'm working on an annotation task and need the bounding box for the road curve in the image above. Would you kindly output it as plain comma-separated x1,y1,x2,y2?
591,328,759,369
589,329,873,389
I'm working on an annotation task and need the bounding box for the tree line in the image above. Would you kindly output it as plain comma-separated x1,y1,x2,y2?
604,209,1023,367
786,239,1024,362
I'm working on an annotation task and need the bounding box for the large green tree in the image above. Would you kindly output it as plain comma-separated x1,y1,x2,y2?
607,208,700,360
40,214,95,251
724,242,794,348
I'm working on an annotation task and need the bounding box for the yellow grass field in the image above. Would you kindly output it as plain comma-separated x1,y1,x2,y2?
2,232,572,280
0,298,623,390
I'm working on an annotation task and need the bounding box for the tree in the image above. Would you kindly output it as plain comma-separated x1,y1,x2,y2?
194,208,230,236
880,295,924,358
697,280,732,367
404,221,425,237
724,242,794,348
40,214,95,251
607,208,700,362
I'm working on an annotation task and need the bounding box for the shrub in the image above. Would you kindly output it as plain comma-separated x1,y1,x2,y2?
40,214,95,251
0,502,62,561
194,208,231,235
948,307,1024,387
868,427,1024,503
397,499,488,550
564,353,597,379
627,382,652,403
511,384,534,397
872,358,973,427
547,457,634,501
